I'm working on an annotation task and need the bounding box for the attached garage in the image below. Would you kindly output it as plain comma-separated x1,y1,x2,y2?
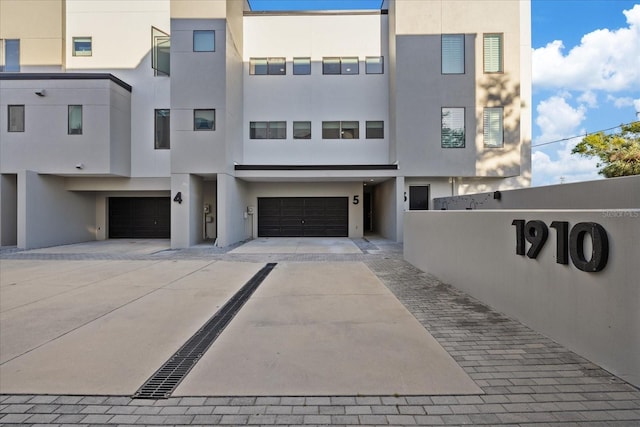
108,197,170,238
258,197,348,237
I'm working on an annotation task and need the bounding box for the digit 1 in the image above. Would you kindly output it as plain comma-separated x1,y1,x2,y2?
511,219,525,255
550,221,569,265
524,220,548,259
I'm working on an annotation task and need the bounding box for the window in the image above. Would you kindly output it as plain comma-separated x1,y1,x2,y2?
322,121,359,139
441,108,465,148
366,121,384,139
194,109,215,130
250,57,285,75
193,30,215,52
8,105,24,132
155,109,170,149
442,34,464,74
484,33,503,73
293,121,311,139
68,105,83,135
293,57,311,75
250,121,286,139
323,57,359,75
152,27,170,76
484,107,504,147
72,37,92,56
365,56,383,74
1,39,20,72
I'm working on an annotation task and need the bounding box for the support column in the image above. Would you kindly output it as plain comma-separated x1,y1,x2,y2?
171,173,203,249
396,176,405,243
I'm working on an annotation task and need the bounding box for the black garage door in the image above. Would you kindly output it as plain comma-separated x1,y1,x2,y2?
109,197,170,238
258,197,348,237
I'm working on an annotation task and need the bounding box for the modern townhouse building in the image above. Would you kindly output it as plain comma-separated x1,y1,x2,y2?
0,0,531,249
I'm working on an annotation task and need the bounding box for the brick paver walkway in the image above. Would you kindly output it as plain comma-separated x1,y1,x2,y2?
1,238,639,426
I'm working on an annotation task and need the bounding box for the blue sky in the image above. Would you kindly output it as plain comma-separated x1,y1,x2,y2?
249,1,640,187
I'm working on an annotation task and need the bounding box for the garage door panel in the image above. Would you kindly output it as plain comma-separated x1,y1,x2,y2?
109,197,170,239
258,197,348,237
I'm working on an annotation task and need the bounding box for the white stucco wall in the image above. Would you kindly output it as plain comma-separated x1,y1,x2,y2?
405,209,640,388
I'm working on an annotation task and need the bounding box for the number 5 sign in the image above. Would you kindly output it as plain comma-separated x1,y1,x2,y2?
511,220,609,272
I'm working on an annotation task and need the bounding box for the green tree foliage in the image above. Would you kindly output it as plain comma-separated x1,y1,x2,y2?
572,122,640,178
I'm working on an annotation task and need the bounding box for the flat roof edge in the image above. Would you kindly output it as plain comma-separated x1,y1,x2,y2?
0,73,133,92
235,164,398,171
244,9,387,17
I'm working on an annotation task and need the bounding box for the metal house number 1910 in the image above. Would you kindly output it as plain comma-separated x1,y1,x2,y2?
511,220,609,273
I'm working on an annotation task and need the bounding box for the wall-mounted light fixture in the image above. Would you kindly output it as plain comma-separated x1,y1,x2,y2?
75,163,84,170
493,190,502,200
35,89,46,97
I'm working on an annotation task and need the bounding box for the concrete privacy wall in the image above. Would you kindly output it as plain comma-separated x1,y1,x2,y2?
435,175,640,210
405,209,640,388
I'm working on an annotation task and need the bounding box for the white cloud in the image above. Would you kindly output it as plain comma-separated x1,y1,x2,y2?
535,95,586,144
607,95,636,108
532,139,601,186
635,99,640,115
578,91,598,108
532,4,640,91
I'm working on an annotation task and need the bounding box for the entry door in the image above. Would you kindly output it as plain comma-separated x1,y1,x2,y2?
258,197,348,237
409,186,430,210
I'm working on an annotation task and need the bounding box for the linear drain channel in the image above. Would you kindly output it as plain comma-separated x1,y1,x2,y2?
133,262,277,399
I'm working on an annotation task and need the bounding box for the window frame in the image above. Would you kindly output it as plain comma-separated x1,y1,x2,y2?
483,33,504,74
193,30,215,52
72,37,92,57
249,57,286,75
365,121,384,139
441,107,465,148
8,105,25,132
441,34,464,74
2,39,20,72
68,105,83,135
293,121,311,139
341,57,359,75
293,57,311,75
323,57,360,75
322,121,360,139
154,108,170,149
193,109,215,131
250,121,287,139
151,27,170,76
483,107,504,148
365,56,384,74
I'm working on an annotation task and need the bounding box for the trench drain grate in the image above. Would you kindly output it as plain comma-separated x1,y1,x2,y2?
133,262,277,399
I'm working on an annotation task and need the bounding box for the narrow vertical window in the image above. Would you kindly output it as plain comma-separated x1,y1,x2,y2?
68,105,83,135
484,33,503,73
365,56,383,74
8,105,25,132
442,34,464,74
366,121,384,139
72,37,92,56
194,109,215,130
293,121,311,139
193,30,215,52
3,39,20,72
293,57,311,75
484,107,504,147
441,108,465,148
151,27,170,76
155,109,170,149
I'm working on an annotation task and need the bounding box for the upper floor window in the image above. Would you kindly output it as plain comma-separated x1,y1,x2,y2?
323,57,359,75
250,121,286,139
483,107,504,147
152,27,170,76
365,56,383,74
250,57,285,75
155,109,170,149
442,34,464,74
293,121,311,139
1,39,20,72
293,57,311,75
366,121,384,139
484,33,503,73
68,105,83,135
8,105,25,132
193,30,215,52
322,121,359,139
194,109,215,131
441,107,465,148
72,37,92,56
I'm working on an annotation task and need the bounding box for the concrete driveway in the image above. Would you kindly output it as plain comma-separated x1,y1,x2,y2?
0,239,480,396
